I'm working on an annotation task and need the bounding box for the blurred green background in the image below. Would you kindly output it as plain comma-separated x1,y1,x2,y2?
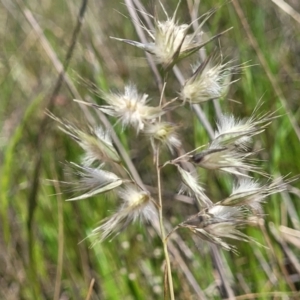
1,0,300,299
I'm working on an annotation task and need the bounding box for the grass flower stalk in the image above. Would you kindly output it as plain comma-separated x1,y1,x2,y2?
156,145,175,300
154,80,175,299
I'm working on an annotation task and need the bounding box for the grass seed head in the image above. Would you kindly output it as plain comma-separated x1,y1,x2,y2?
221,177,290,212
191,146,264,177
143,122,181,153
111,2,225,70
47,113,121,165
66,163,123,201
181,56,235,104
181,205,250,252
177,165,212,208
99,85,164,132
91,185,156,242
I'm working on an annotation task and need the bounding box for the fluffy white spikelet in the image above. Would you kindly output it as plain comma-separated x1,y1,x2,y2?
180,205,251,252
144,122,181,153
213,106,278,150
221,177,289,211
111,3,229,69
91,185,157,242
66,163,123,201
47,112,121,165
181,56,236,104
191,145,265,177
213,114,253,150
98,85,164,132
177,165,212,207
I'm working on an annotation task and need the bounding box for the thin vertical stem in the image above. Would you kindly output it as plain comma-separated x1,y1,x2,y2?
155,79,174,299
156,147,175,300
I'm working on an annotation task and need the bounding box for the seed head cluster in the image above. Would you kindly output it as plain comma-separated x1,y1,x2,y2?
51,1,293,254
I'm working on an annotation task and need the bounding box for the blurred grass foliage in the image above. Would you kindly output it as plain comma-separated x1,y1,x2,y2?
1,0,300,299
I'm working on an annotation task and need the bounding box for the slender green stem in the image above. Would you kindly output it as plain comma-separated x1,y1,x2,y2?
156,145,175,300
